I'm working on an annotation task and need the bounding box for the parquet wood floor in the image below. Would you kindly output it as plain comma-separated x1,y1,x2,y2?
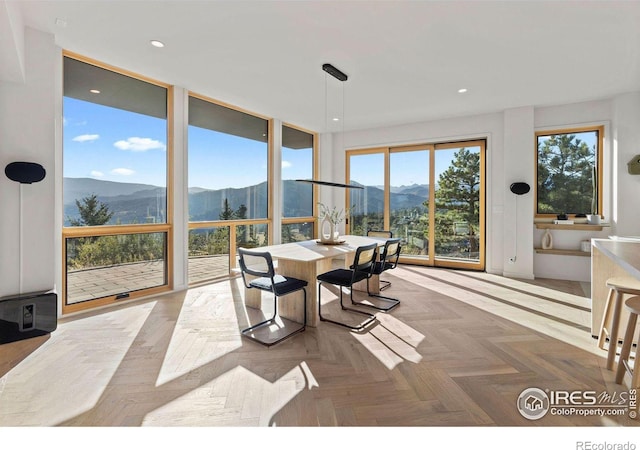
1,266,637,427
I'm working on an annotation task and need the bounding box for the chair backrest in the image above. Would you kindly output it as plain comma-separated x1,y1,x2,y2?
352,243,378,277
238,248,275,280
381,238,402,268
367,229,392,238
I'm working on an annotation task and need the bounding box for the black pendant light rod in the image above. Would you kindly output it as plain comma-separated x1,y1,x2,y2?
295,179,363,189
322,63,348,82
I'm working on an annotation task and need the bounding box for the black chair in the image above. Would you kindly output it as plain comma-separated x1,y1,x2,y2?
317,242,378,331
367,229,394,291
238,248,307,347
355,238,402,311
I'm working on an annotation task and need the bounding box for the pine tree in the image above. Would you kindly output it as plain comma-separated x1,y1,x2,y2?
537,134,595,214
69,194,114,226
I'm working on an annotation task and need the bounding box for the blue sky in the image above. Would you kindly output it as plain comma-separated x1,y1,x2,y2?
64,97,168,187
350,147,475,187
64,97,313,190
64,96,473,191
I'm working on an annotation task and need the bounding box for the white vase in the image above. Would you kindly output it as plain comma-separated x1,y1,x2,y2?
320,215,338,243
541,229,553,249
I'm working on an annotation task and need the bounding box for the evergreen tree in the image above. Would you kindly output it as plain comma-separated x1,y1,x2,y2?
69,194,114,226
425,148,480,254
537,134,595,214
219,198,235,220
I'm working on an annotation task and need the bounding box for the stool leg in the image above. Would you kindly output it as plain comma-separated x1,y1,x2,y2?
615,311,638,384
632,327,640,390
606,291,624,370
598,288,616,350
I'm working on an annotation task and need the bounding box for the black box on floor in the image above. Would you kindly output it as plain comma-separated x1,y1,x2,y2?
0,291,57,344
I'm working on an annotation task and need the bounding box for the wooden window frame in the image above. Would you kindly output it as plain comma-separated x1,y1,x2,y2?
281,122,318,240
186,92,274,282
61,51,174,314
534,125,604,219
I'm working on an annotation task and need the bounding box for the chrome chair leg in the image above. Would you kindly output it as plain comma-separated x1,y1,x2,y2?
318,281,376,332
242,288,307,347
348,277,400,312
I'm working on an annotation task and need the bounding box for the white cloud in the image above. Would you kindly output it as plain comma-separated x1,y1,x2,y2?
282,160,292,169
90,170,104,177
114,137,165,152
111,168,135,176
72,134,100,142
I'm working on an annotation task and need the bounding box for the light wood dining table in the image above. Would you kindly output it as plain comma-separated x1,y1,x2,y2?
243,235,390,327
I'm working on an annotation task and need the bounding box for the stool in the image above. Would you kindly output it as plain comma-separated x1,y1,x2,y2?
614,296,640,389
597,277,640,370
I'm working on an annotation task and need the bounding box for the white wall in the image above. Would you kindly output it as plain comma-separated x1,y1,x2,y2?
502,107,534,279
0,27,58,298
328,95,639,282
612,92,640,237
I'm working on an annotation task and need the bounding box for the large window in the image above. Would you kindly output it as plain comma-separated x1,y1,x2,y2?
62,53,172,313
535,125,603,217
281,124,316,243
187,94,271,284
347,140,485,270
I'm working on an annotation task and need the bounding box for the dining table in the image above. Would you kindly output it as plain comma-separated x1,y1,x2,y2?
243,235,391,327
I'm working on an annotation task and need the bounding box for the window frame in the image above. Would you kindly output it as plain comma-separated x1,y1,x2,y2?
345,139,486,271
186,91,273,284
61,51,174,314
534,125,604,219
281,122,318,242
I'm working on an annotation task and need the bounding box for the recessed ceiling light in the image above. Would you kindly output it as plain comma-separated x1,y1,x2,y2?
89,89,100,94
150,40,165,48
458,88,468,94
332,117,340,122
55,18,67,28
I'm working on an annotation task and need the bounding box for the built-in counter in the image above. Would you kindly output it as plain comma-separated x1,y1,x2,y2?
591,238,640,337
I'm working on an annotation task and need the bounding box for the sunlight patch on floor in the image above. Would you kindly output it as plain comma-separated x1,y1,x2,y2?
143,363,309,426
352,313,424,369
156,284,243,386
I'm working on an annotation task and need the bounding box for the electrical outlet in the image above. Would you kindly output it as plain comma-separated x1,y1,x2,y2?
508,256,516,264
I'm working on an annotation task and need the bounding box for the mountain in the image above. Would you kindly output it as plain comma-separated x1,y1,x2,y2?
63,177,428,226
63,178,164,204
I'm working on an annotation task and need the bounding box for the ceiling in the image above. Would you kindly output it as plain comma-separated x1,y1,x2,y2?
9,0,640,133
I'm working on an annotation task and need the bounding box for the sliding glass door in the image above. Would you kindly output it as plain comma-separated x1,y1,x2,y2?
433,142,483,265
346,140,485,270
347,151,385,234
389,147,430,260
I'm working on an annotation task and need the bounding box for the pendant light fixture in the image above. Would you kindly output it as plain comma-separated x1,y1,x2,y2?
295,63,362,190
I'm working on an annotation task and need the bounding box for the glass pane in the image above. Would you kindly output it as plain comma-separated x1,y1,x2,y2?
63,57,168,226
188,227,230,284
390,150,430,258
282,125,313,218
537,130,599,215
188,96,268,221
236,223,268,249
348,153,385,235
282,222,314,243
434,146,481,262
66,232,167,304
